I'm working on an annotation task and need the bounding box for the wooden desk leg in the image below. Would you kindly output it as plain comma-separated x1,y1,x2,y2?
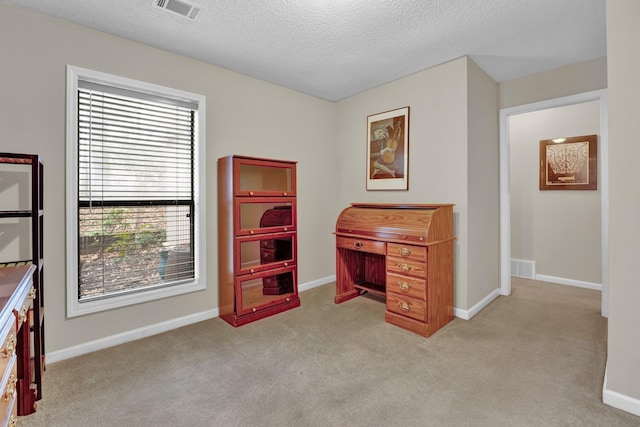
335,248,361,303
334,289,360,304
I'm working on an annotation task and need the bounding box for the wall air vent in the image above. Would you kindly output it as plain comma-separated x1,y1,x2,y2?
154,0,202,20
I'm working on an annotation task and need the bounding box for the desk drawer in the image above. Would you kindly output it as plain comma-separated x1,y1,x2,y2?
386,272,426,300
386,256,427,278
0,320,16,384
387,292,426,322
387,243,426,262
336,236,385,255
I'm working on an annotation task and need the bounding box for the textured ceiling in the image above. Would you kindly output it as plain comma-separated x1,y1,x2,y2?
5,0,606,101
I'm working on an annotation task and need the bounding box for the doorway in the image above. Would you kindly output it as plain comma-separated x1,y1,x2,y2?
499,90,609,317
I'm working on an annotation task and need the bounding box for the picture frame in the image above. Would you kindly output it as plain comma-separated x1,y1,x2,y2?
539,134,597,190
366,106,410,190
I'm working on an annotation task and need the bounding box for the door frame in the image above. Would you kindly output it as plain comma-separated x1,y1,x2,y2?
499,89,609,317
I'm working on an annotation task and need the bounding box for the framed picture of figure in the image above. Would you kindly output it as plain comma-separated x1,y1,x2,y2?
366,106,410,190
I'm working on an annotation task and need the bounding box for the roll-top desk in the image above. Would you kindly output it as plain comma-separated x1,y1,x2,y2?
334,203,455,337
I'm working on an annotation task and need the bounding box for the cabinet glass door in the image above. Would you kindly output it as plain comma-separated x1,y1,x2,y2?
236,266,297,316
235,198,295,235
234,157,296,196
236,232,295,275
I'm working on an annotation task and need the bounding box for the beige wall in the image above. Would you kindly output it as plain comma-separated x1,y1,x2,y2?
466,60,500,306
499,56,607,109
509,102,601,283
0,3,337,353
605,0,640,405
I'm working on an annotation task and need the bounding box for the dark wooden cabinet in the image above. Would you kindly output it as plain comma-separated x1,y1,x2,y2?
0,153,44,416
0,264,35,426
218,155,300,326
335,203,455,337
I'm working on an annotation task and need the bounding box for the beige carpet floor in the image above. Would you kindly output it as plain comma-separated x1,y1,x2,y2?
19,278,640,426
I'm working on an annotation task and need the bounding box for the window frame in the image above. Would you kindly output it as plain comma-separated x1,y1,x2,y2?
66,65,206,317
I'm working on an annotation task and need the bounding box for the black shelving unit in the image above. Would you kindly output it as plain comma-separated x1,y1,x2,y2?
0,152,45,415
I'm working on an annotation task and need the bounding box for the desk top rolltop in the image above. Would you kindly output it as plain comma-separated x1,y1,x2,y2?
335,203,455,245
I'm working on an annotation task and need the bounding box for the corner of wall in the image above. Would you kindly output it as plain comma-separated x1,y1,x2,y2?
603,365,640,417
465,57,500,309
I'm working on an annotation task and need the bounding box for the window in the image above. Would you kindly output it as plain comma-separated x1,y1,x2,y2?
66,66,206,317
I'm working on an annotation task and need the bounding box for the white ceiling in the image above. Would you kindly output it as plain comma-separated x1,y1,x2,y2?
5,0,606,101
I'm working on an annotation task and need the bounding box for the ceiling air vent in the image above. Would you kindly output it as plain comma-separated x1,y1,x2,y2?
154,0,201,20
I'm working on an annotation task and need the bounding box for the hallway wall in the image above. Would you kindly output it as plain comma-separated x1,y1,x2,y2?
509,101,601,284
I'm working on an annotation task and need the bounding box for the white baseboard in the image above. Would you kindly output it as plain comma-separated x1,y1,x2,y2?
299,274,335,292
603,367,640,416
47,308,219,364
47,275,337,364
535,274,602,291
454,287,501,320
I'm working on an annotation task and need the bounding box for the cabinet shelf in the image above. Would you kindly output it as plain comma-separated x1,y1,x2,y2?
0,210,33,218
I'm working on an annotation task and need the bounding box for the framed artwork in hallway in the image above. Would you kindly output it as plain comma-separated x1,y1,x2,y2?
539,134,597,190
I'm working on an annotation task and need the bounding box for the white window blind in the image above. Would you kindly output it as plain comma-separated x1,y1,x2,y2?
77,82,196,300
